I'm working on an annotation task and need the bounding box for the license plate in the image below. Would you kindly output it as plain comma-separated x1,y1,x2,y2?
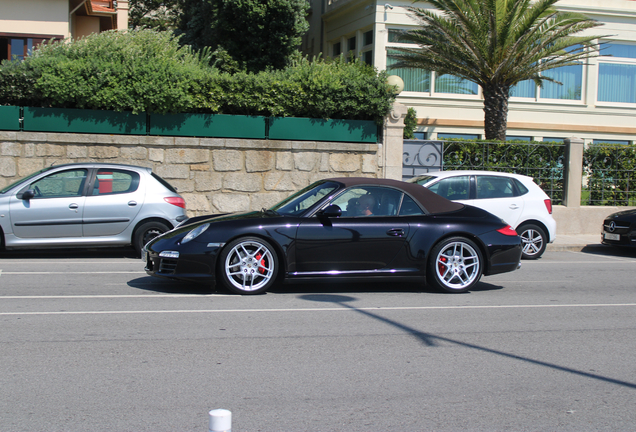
604,232,620,241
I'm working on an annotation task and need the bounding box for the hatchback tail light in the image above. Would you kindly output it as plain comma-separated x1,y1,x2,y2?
497,225,519,236
164,196,186,208
544,199,552,214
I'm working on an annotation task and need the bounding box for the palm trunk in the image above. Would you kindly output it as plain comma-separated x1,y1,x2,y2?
482,84,510,141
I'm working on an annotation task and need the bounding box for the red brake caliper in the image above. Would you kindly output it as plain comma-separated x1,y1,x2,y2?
438,256,448,275
255,252,266,274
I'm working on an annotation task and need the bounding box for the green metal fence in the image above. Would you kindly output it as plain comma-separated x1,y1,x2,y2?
1,106,378,143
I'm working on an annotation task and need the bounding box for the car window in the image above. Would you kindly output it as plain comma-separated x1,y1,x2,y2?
91,169,140,196
398,195,425,215
28,169,88,199
513,179,529,195
331,186,402,217
476,176,515,199
427,176,470,200
272,181,339,216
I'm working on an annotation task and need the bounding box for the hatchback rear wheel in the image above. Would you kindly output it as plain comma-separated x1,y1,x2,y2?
133,221,170,256
518,223,547,259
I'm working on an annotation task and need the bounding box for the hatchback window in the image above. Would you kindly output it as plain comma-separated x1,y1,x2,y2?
428,176,470,200
476,176,515,199
91,169,140,196
151,172,178,193
513,179,529,195
28,169,88,198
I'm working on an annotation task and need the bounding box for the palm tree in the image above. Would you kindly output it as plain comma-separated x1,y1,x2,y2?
389,0,603,141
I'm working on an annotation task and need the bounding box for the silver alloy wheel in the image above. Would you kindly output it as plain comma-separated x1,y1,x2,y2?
224,240,275,292
434,241,481,291
520,228,544,257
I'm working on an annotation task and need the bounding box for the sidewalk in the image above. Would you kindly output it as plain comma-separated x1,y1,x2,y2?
546,234,605,252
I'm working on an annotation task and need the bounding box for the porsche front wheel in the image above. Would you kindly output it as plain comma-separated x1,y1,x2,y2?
428,237,483,293
218,237,279,295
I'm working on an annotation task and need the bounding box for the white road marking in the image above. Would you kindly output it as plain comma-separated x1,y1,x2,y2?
2,303,636,316
1,294,228,299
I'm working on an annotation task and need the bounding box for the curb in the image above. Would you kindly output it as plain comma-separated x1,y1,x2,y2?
546,243,609,252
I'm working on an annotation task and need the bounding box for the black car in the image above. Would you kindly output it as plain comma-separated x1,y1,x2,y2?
144,177,522,294
602,209,636,247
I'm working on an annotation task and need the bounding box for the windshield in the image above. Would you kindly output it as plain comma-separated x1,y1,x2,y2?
0,167,50,194
271,181,340,216
407,175,438,186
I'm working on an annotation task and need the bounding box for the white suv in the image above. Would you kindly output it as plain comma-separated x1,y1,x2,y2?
408,170,556,259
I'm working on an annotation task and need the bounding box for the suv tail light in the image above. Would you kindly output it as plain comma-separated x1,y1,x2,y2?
544,199,552,214
497,225,519,236
164,196,186,208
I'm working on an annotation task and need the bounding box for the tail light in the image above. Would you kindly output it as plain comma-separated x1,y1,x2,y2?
497,225,519,236
164,196,186,208
544,199,552,214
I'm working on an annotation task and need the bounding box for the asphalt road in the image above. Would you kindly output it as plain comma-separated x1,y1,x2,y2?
2,247,636,432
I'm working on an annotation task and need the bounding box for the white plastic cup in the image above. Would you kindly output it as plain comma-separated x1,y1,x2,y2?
208,409,232,432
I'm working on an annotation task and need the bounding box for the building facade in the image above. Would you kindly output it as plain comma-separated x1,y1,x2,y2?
304,0,636,145
0,0,129,61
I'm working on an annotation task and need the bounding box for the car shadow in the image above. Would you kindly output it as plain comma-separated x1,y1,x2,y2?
579,245,636,258
131,276,505,296
128,276,215,295
0,247,139,259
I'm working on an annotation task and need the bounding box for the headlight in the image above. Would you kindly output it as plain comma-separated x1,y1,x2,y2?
181,223,210,244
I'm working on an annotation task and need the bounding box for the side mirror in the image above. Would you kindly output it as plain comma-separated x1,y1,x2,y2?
21,190,35,200
318,204,342,218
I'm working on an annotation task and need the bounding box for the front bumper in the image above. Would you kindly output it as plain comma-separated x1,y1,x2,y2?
143,246,217,284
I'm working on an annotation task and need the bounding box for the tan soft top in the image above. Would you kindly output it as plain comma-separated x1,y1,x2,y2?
328,177,464,215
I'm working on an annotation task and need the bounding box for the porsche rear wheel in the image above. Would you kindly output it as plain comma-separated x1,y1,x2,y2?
428,237,483,293
218,237,278,295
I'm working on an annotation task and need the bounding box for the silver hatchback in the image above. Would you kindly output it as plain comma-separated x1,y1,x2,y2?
0,163,187,254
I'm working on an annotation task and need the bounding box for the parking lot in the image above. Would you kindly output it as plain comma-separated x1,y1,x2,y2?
2,248,636,431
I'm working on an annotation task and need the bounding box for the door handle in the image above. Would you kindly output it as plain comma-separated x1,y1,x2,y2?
387,228,405,237
69,203,78,209
128,201,137,206
509,204,519,209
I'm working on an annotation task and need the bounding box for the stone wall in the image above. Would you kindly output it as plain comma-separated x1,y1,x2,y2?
0,131,381,216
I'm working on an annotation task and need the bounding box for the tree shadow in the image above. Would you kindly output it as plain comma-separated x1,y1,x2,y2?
299,294,636,389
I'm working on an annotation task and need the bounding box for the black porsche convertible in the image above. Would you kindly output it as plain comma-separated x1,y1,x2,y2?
144,177,522,294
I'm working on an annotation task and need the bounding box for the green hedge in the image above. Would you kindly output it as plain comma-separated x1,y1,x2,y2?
583,144,636,206
0,30,394,124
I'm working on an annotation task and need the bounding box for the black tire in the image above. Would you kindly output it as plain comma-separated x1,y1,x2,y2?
133,221,170,256
218,237,279,295
517,223,547,259
428,236,483,293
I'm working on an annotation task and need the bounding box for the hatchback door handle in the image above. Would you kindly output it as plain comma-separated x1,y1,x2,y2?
387,228,405,237
69,203,78,209
128,201,137,206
